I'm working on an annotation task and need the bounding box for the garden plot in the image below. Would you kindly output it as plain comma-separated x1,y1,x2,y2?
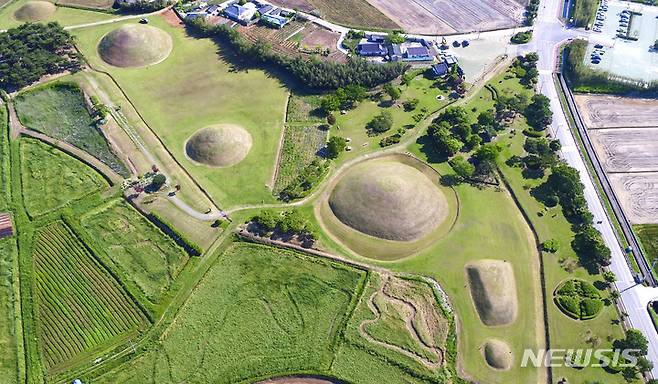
364,0,525,35
575,94,658,128
610,173,658,224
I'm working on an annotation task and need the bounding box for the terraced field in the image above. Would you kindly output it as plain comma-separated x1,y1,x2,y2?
20,138,108,217
0,238,19,384
81,199,189,303
32,222,145,373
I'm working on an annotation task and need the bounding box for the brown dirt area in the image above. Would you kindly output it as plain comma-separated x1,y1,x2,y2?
588,128,658,173
272,0,399,30
365,0,525,35
55,0,113,10
575,94,658,129
610,173,658,224
298,24,346,63
162,8,184,28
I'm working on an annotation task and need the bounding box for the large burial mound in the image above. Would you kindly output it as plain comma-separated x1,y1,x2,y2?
483,339,513,370
185,124,252,167
98,24,172,68
14,1,56,21
466,260,518,326
328,160,447,241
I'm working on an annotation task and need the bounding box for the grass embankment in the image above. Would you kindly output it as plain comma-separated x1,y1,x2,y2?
94,242,368,383
571,0,599,27
635,224,658,276
0,0,114,30
19,138,108,217
73,16,289,209
81,199,190,305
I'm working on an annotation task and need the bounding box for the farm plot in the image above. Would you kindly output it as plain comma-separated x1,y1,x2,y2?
0,106,8,210
636,224,658,276
575,95,658,128
31,222,145,373
81,199,189,303
271,0,399,29
274,124,328,194
0,238,19,384
610,173,658,224
55,0,114,10
20,138,108,217
14,82,128,176
94,242,366,383
297,25,346,63
332,273,455,382
588,128,658,173
364,0,525,35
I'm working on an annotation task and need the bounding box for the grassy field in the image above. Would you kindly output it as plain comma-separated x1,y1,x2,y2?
73,16,289,209
0,238,19,384
571,0,599,27
32,221,146,374
20,138,108,217
80,199,189,304
0,106,9,210
95,241,366,383
332,73,451,162
635,224,658,277
0,0,115,29
15,82,128,176
274,124,328,194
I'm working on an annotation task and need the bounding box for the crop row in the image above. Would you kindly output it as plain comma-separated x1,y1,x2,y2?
31,223,143,369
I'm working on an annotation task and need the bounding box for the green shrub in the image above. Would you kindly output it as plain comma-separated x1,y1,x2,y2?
556,296,580,319
578,280,600,299
542,239,559,253
580,298,603,319
522,129,544,138
557,280,577,296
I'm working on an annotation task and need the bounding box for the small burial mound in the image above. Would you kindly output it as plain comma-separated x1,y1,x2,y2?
483,339,513,370
185,124,252,167
328,160,447,241
98,24,172,68
466,260,518,326
13,1,56,21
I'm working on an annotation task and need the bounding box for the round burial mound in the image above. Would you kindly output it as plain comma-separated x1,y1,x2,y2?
13,1,56,21
466,260,518,327
483,339,513,370
98,24,173,68
185,124,252,167
328,160,447,241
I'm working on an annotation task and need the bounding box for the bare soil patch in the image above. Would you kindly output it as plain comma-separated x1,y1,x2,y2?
55,0,113,10
365,0,525,34
588,128,658,173
161,8,184,28
575,94,658,129
272,0,398,29
465,259,518,327
610,173,658,224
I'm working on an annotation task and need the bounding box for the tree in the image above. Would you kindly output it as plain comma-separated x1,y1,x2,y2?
150,174,166,190
572,225,611,267
603,271,616,285
449,156,475,180
368,110,393,133
637,356,654,373
327,114,336,125
385,31,405,45
542,239,559,252
614,329,649,357
653,40,658,50
326,136,347,159
278,210,307,233
321,94,341,112
473,143,502,176
253,210,278,230
524,94,553,130
384,82,401,102
343,84,367,103
428,122,462,156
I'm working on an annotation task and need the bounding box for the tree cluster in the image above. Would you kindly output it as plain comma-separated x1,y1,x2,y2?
188,20,408,90
611,329,652,380
279,159,328,201
367,110,393,134
325,136,347,158
118,0,171,12
511,30,533,44
511,53,539,87
0,22,82,92
251,209,317,244
320,84,367,112
524,94,553,130
525,0,540,25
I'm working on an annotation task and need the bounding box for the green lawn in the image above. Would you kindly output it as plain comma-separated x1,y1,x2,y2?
0,0,115,29
15,82,128,176
73,16,289,209
94,242,366,383
636,224,658,277
19,138,108,217
80,199,190,305
332,73,450,162
0,238,19,384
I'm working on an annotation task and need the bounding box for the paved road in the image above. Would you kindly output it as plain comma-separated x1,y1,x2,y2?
529,0,658,377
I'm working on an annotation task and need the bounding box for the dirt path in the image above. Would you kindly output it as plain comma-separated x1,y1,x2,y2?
359,274,444,370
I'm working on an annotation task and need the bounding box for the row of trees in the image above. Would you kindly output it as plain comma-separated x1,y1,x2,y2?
320,84,367,112
188,19,408,90
251,209,317,245
0,23,82,92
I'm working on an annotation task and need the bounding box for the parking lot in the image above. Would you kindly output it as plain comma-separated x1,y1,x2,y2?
584,0,658,82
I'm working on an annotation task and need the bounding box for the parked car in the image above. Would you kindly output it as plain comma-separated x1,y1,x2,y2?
594,44,603,49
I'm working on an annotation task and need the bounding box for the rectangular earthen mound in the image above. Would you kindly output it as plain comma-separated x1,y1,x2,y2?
466,260,518,326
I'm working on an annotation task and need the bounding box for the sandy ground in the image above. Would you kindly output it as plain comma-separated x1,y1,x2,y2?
588,128,658,173
610,173,658,224
365,0,525,34
575,94,658,128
